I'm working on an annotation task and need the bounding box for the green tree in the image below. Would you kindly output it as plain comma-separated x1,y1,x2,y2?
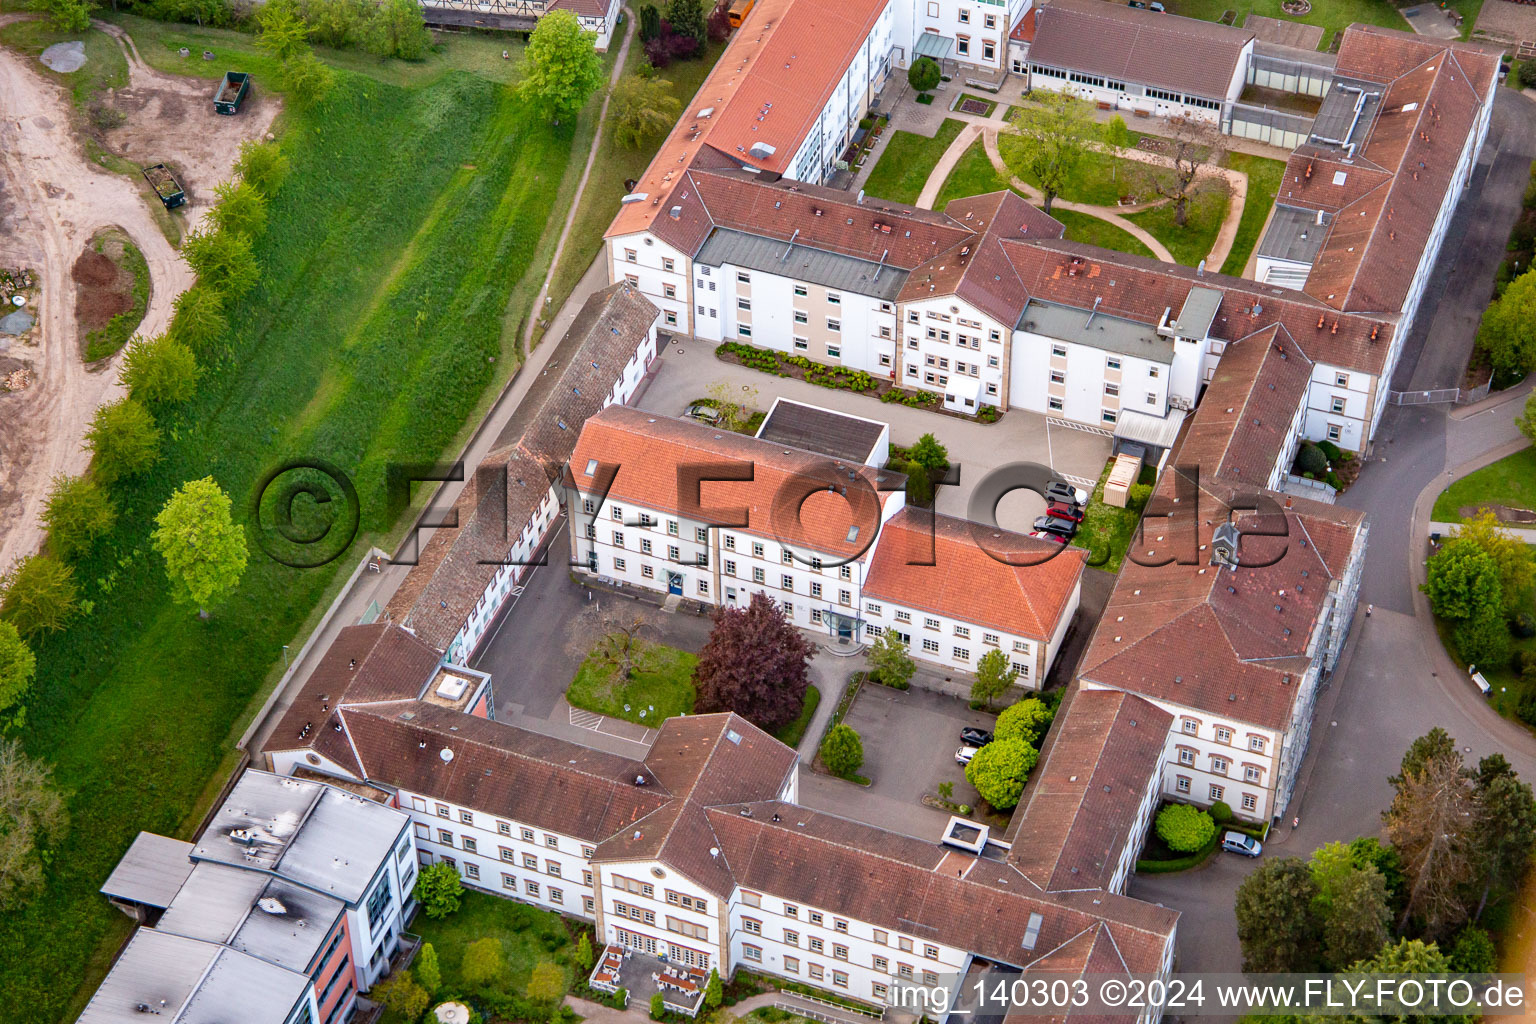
0,556,79,639
235,139,292,198
1518,390,1536,446
0,738,69,911
519,11,604,122
1448,926,1496,973
1477,267,1536,381
1453,512,1536,612
1210,800,1233,824
1155,803,1215,853
169,286,229,354
1345,939,1468,1024
1002,92,1099,214
995,698,1052,746
120,334,199,406
907,56,940,96
412,861,463,919
1470,753,1536,907
969,648,1016,709
85,398,160,485
372,969,429,1021
705,968,723,1010
1348,837,1407,914
528,960,566,1003
1319,865,1391,970
300,0,371,48
1234,857,1322,972
40,474,116,561
1453,611,1509,668
609,74,684,149
575,932,594,970
416,941,441,996
181,228,260,299
907,433,950,473
462,936,506,990
866,630,915,688
638,2,661,41
904,459,933,507
153,477,249,615
651,993,666,1019
1422,542,1503,623
210,180,269,240
665,0,706,46
282,51,337,109
0,622,36,718
368,0,432,60
820,723,865,777
964,736,1037,810
256,0,312,61
30,0,92,31
1102,114,1133,184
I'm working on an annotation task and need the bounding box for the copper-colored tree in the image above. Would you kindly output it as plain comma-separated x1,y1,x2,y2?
693,592,813,731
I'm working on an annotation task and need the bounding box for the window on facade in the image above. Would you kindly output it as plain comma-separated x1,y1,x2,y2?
1242,793,1257,811
613,557,626,571
436,804,450,819
1327,423,1342,442
738,272,751,284
785,957,800,974
1245,766,1262,782
1331,396,1346,414
953,647,970,661
1050,370,1065,384
958,7,969,20
794,310,808,324
983,40,995,59
743,918,762,934
827,344,841,358
956,36,969,55
642,565,655,579
1176,776,1191,793
439,829,453,845
1182,719,1198,734
624,249,637,263
923,638,940,653
463,838,477,854
899,937,914,952
810,937,825,952
1048,397,1063,412
1051,344,1067,357
924,945,939,960
810,964,825,981
827,319,841,333
1335,372,1350,388
1249,736,1266,752
784,930,800,946
465,863,480,880
1216,727,1232,743
840,565,852,581
1178,749,1195,766
753,567,766,584
1209,784,1225,801
827,292,841,305
524,854,538,869
782,574,794,592
663,284,676,299
741,890,762,908
503,873,517,890
737,324,751,337
521,827,535,841
1149,366,1160,378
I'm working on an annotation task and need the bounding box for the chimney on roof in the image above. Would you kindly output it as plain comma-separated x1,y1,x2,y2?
1331,320,1339,334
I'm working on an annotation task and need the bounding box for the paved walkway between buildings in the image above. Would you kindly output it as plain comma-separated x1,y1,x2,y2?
568,987,879,1024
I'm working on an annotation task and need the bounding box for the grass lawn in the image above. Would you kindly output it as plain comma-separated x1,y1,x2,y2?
534,35,728,347
82,229,151,362
1052,208,1157,260
6,20,581,1023
953,91,997,117
1163,0,1482,48
774,684,820,748
998,133,1147,208
1219,153,1286,277
1432,447,1536,523
934,138,1009,209
1071,459,1155,573
410,891,577,1000
0,21,128,112
1127,186,1229,267
862,118,966,205
567,643,699,724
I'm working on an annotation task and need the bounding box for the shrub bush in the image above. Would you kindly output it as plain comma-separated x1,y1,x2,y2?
86,398,161,485
995,698,1052,746
1317,439,1344,463
40,474,116,561
820,723,865,778
1127,482,1152,510
1512,611,1536,639
1521,61,1536,90
412,862,463,919
964,737,1038,810
1155,803,1216,853
1210,800,1233,823
1294,442,1329,477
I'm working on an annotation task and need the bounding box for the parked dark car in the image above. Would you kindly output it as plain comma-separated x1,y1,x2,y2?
1029,530,1070,544
960,727,994,747
1126,1,1147,8
1046,501,1084,523
1046,480,1089,507
1034,515,1078,537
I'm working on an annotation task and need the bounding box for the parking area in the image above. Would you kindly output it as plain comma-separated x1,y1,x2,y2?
797,681,999,839
634,339,1113,535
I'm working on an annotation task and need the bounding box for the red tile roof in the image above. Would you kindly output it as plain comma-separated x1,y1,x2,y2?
864,507,1085,642
568,405,902,562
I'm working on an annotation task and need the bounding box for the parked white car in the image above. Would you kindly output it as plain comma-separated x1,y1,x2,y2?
955,744,980,765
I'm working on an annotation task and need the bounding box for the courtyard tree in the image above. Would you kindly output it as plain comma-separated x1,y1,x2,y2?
235,139,292,198
519,11,605,122
1383,729,1477,938
1348,940,1467,1024
40,474,116,561
907,433,950,474
1477,267,1536,381
665,0,707,47
372,969,430,1020
575,932,594,971
0,622,36,719
1154,803,1215,853
820,723,865,778
1234,857,1322,972
86,397,161,485
995,697,1052,746
210,180,269,240
169,286,229,354
282,51,337,109
416,942,442,996
1135,114,1226,227
1103,114,1133,184
651,993,667,1019
1470,753,1536,911
905,460,933,507
462,937,506,990
181,227,260,300
693,592,813,732
1317,863,1391,969
1348,837,1407,914
153,477,249,616
610,74,684,149
1519,390,1536,446
0,555,79,639
638,2,661,41
969,648,1016,709
705,968,723,1009
31,0,92,30
367,0,432,60
570,604,653,682
964,736,1037,810
121,334,200,407
528,960,567,1004
1422,540,1507,664
865,629,915,688
1451,511,1536,612
1003,92,1098,214
413,861,464,919
0,738,69,911
706,379,758,432
907,56,941,98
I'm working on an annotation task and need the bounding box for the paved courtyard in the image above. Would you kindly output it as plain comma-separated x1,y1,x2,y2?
797,683,999,840
634,339,1113,533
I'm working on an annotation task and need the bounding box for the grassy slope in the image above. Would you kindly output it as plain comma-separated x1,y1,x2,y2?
1164,0,1483,48
1432,447,1536,522
537,39,728,347
862,118,965,205
1220,152,1285,277
566,644,699,724
2,22,579,1020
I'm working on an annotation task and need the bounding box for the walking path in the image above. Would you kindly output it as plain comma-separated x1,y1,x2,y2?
901,90,1250,270
521,6,636,350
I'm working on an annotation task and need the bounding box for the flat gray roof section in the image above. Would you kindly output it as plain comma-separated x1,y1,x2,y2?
76,929,218,1024
696,228,909,302
756,399,887,465
1243,15,1324,51
1252,38,1337,70
1173,286,1223,340
1114,407,1186,449
154,862,269,946
1019,299,1174,362
100,832,195,910
227,877,343,972
1257,204,1330,265
194,772,324,876
178,946,310,1024
1309,77,1383,150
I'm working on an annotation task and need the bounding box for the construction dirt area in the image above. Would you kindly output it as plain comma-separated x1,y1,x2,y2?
0,15,277,574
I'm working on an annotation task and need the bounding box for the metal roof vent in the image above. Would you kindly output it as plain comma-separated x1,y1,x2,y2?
726,729,742,745
440,748,455,763
749,142,776,159
258,897,288,915
1021,912,1044,949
